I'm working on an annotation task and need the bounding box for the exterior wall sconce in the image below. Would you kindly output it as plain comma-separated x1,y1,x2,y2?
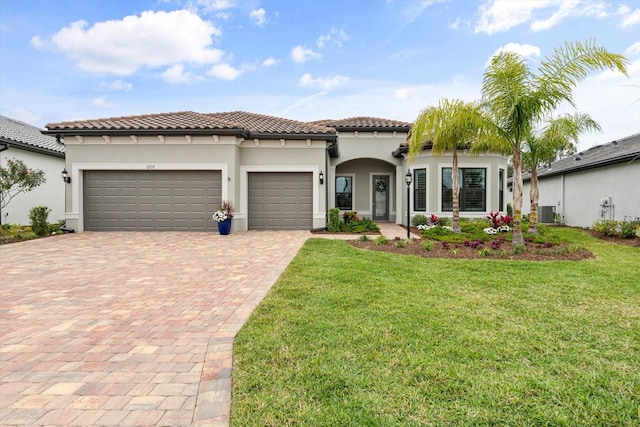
405,171,412,239
61,168,71,184
319,170,324,185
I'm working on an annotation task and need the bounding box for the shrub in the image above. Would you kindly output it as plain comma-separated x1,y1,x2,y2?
395,239,408,248
478,248,491,257
513,245,524,255
620,218,640,239
506,203,513,217
411,214,429,227
328,208,341,232
28,206,51,236
374,235,388,245
358,235,370,242
422,240,434,251
342,211,359,224
592,219,619,237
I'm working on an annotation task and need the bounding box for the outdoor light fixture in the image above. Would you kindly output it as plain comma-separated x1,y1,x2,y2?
319,170,324,185
61,168,71,184
405,171,412,239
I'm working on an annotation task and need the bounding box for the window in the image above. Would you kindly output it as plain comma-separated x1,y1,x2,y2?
442,168,486,211
499,169,505,212
413,168,426,211
335,176,352,210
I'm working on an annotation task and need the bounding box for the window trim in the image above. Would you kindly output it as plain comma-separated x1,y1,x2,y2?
440,165,488,212
413,168,427,212
335,174,354,211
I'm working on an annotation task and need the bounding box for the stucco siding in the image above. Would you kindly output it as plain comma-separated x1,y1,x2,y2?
407,151,507,218
1,148,65,225
522,161,640,227
334,132,405,166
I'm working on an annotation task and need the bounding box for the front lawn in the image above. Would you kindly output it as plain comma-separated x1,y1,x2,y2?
231,228,639,426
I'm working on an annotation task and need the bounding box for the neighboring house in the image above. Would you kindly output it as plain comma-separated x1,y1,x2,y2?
44,111,509,232
0,115,65,225
519,133,640,228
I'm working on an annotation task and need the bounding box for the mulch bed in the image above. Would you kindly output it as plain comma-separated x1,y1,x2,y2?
349,238,595,261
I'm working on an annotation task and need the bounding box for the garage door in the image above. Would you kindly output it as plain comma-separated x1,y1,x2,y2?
248,172,312,230
84,170,221,231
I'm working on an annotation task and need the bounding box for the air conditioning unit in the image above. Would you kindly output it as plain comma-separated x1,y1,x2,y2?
539,206,556,223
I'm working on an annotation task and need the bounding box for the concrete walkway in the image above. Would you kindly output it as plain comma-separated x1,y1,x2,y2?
0,224,415,426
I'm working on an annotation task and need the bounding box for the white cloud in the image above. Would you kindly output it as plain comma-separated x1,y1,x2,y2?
196,0,236,12
486,42,541,66
395,88,410,100
449,17,461,30
316,27,350,48
626,42,640,57
92,96,114,108
290,46,322,63
250,8,266,26
400,0,443,24
262,57,280,67
41,10,223,76
299,73,349,90
100,79,133,91
161,64,196,84
30,36,44,49
475,0,608,35
206,63,246,80
621,8,640,27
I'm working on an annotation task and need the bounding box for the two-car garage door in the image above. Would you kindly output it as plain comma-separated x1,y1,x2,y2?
83,170,313,231
84,170,221,231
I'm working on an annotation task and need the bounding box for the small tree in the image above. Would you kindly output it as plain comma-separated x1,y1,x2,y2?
0,159,47,216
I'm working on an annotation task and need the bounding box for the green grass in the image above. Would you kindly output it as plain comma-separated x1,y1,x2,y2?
231,228,640,426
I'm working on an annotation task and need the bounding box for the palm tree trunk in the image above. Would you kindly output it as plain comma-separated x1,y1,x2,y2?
511,147,524,245
528,169,539,235
452,149,461,233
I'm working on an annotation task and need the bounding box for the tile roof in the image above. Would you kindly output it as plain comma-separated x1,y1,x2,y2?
45,111,335,136
309,116,412,130
0,115,64,154
45,111,239,132
207,111,335,135
524,133,640,181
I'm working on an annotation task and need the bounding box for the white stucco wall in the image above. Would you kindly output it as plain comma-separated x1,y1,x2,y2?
521,161,640,228
1,148,65,225
407,150,508,220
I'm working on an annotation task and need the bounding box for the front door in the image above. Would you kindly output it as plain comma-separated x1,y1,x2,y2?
372,175,389,221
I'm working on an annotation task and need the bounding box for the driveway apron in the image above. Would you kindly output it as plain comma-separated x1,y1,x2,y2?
0,231,309,426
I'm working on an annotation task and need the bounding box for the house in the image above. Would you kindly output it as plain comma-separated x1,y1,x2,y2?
43,111,509,232
519,133,640,228
0,115,65,225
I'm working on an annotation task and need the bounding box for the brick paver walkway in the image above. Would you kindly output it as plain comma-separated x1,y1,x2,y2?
0,231,309,426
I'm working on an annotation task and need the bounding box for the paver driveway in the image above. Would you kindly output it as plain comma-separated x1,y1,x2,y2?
0,231,310,426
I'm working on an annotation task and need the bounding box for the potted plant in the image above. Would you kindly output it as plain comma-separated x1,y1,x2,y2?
213,201,234,235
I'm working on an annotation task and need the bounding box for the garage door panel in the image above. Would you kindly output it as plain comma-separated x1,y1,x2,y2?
84,170,221,231
248,172,312,230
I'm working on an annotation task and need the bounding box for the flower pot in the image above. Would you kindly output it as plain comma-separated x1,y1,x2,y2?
217,219,232,235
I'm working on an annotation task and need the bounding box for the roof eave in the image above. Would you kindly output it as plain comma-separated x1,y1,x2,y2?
0,138,65,158
336,126,411,133
42,128,249,138
523,153,640,182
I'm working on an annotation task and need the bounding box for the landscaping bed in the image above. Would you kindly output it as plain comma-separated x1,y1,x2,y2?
350,236,595,261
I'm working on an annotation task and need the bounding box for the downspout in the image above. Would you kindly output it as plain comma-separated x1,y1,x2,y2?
0,142,10,225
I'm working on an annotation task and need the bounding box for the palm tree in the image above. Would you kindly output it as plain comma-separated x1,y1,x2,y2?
476,39,628,245
408,99,486,233
523,113,601,234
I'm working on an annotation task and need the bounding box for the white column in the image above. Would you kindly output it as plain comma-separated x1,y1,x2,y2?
395,165,404,225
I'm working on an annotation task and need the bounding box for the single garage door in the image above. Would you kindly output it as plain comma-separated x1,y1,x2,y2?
248,172,312,230
84,170,221,231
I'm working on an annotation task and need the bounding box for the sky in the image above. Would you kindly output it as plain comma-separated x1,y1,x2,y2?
1,0,639,151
